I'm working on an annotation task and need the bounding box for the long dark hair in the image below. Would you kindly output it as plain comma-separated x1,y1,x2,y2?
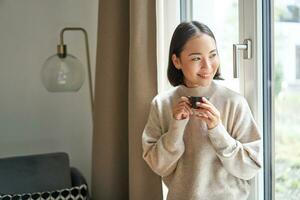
167,21,223,86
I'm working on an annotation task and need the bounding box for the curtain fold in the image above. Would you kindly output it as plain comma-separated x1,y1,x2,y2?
128,0,163,199
92,0,163,199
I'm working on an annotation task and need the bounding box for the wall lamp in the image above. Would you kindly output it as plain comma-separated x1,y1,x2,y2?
41,27,94,121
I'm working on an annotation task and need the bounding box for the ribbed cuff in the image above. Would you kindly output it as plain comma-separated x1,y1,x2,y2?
208,123,237,155
164,118,189,151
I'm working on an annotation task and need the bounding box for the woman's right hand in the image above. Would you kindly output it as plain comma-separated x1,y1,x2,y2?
172,96,193,120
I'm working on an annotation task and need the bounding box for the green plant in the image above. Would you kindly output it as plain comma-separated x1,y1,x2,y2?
290,180,300,189
274,62,283,98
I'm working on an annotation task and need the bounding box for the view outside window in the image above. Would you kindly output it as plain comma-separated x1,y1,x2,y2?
274,0,300,199
192,0,239,92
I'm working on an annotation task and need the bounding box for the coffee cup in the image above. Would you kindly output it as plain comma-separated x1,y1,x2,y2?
188,96,209,109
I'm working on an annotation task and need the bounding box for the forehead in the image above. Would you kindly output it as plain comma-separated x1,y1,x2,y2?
182,34,216,54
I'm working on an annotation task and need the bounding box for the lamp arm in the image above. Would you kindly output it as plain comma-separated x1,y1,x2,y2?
59,27,94,121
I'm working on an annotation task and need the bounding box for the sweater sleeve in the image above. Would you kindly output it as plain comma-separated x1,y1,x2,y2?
142,98,189,177
208,97,262,180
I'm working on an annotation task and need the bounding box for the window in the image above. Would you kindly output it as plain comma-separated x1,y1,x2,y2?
274,1,300,199
278,4,300,23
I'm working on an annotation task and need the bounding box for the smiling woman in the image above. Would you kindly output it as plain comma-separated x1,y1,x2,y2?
171,34,220,87
167,22,223,88
156,0,264,199
142,21,262,200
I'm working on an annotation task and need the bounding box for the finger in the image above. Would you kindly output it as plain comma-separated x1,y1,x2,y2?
174,107,185,115
196,102,218,115
194,108,207,113
178,101,191,107
175,106,191,117
175,98,193,114
196,112,208,118
201,97,211,104
177,102,193,114
176,102,191,111
179,107,189,119
179,97,192,106
194,108,213,119
180,96,190,101
202,99,220,114
199,109,219,124
173,101,190,111
175,113,185,120
195,114,210,123
183,103,193,115
174,109,186,120
203,110,215,120
173,97,190,110
182,112,189,119
182,105,193,116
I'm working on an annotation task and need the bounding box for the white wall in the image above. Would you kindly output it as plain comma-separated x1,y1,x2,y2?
0,0,98,187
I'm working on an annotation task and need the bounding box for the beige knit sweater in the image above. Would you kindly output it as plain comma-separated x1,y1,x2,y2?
142,81,261,200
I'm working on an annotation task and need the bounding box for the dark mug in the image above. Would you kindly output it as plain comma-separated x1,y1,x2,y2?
188,96,209,109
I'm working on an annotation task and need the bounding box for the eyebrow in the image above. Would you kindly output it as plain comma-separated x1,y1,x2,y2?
188,49,217,56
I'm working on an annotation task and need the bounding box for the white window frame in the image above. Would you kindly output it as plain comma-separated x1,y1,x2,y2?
156,1,181,198
239,1,264,200
156,0,180,94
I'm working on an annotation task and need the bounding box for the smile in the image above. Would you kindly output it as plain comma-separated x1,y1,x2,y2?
197,73,211,79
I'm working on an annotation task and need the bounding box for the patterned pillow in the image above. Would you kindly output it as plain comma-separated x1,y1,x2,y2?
0,184,88,200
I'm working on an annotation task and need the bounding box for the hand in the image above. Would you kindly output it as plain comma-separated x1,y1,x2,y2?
172,96,193,120
194,97,221,129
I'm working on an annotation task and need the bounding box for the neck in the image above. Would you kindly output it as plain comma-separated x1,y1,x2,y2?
179,81,216,97
183,79,211,88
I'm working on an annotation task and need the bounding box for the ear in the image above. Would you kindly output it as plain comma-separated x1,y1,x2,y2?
172,54,181,70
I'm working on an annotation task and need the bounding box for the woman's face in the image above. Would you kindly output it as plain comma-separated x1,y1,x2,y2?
172,34,220,87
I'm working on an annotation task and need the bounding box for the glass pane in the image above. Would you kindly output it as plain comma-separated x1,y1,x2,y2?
274,1,300,199
192,0,239,92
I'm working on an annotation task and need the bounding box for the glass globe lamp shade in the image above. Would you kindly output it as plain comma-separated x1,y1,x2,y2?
41,54,85,92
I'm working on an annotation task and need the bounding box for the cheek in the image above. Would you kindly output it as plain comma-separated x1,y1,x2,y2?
181,63,198,74
180,60,194,70
212,58,220,71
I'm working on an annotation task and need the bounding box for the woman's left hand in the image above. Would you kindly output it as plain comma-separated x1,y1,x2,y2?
194,97,221,130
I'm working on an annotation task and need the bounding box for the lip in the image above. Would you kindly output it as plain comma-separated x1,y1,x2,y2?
197,73,211,79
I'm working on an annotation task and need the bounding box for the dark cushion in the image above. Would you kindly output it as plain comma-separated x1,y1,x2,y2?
70,167,88,186
0,152,72,194
0,184,88,200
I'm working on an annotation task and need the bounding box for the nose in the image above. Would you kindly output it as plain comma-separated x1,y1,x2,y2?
200,58,211,69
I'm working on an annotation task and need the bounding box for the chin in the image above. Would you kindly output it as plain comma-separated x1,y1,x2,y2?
185,78,213,87
197,79,213,87
188,81,210,87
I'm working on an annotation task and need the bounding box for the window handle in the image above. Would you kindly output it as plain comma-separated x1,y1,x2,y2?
233,39,252,78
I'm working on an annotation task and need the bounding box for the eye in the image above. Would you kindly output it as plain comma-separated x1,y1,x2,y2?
192,57,201,61
209,53,217,59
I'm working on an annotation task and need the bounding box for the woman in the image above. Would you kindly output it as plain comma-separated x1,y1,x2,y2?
142,21,261,200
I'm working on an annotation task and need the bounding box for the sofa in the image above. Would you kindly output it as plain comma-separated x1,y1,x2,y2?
0,152,89,199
